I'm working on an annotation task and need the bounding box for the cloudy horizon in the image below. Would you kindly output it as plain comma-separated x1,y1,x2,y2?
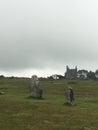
0,0,98,77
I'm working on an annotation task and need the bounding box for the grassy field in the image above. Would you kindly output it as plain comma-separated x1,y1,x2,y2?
0,78,98,130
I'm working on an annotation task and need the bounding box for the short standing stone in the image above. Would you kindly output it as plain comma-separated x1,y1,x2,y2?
65,86,74,105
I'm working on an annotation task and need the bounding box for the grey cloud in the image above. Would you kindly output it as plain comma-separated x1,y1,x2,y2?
0,0,98,76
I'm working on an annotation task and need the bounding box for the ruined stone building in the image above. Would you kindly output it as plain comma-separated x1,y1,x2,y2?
65,66,77,79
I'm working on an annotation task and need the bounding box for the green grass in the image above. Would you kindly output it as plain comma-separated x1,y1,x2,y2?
0,78,98,130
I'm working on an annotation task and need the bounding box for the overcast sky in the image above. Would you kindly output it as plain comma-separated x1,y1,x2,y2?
0,0,98,77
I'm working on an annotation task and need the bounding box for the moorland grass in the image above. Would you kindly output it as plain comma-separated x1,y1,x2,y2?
0,78,98,130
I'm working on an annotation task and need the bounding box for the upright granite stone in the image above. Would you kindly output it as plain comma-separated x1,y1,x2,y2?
65,86,74,105
29,75,43,98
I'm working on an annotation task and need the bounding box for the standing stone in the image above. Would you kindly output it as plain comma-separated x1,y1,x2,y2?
29,75,43,98
65,86,74,105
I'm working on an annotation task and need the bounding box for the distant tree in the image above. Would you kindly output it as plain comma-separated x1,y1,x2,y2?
48,76,53,80
57,75,64,79
95,69,98,79
87,71,96,79
0,75,5,78
78,69,88,74
95,69,98,74
8,76,15,79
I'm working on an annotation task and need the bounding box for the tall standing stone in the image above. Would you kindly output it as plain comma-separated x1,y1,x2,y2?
29,75,43,98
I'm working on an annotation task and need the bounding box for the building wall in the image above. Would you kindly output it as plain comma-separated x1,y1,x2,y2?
65,66,77,79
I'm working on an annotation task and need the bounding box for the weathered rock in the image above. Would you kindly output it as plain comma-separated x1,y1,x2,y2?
29,75,43,98
81,127,91,130
65,86,74,105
